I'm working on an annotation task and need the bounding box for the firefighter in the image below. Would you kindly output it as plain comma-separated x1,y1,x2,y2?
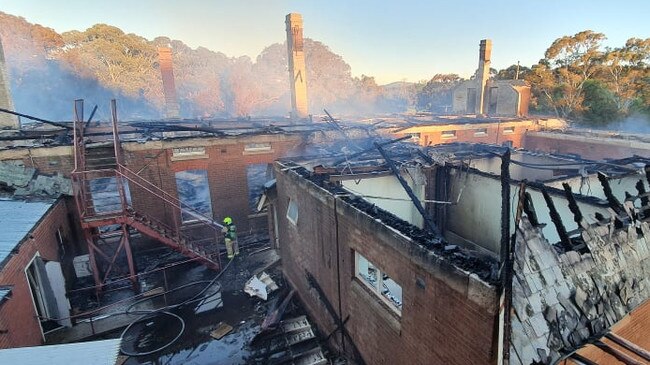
222,216,239,259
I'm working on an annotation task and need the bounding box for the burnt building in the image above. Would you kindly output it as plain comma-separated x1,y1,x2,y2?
452,40,531,117
0,198,78,348
266,140,650,365
0,11,647,365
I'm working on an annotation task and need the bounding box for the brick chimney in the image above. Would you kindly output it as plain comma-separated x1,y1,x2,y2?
476,39,492,115
285,13,308,120
0,37,19,129
157,47,180,119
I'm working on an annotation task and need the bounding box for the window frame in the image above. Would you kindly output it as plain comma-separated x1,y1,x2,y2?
503,126,515,135
244,142,272,154
441,130,457,139
407,133,420,143
354,251,403,315
175,169,213,223
474,128,488,137
286,198,299,225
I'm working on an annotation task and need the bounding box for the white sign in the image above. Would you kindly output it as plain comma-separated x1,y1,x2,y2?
173,146,206,157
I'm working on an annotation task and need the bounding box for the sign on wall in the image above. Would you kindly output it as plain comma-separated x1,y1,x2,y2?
171,146,207,161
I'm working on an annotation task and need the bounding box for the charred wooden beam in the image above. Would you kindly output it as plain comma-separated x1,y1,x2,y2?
541,187,573,251
374,142,440,235
415,149,434,164
332,135,410,166
562,183,583,225
129,121,227,135
323,109,344,132
499,149,511,264
597,172,625,215
85,105,98,127
636,180,649,208
305,271,366,365
523,191,540,226
432,165,450,230
0,107,71,129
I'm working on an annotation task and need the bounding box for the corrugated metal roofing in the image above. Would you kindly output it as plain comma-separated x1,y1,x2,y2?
0,199,54,267
0,338,121,365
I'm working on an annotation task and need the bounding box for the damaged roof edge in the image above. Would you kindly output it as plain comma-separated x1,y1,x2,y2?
448,163,611,207
277,161,499,289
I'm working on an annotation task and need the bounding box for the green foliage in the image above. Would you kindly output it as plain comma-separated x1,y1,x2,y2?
0,11,408,118
415,74,463,113
495,64,530,80
1,10,648,122
527,30,649,125
580,80,619,125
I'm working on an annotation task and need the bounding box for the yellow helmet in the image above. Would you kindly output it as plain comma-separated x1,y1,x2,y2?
223,216,232,225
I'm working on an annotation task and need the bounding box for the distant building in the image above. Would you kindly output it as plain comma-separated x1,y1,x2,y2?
395,117,567,148
452,40,531,117
453,79,531,117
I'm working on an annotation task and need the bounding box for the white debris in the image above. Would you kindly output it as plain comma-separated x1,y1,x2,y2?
244,271,278,300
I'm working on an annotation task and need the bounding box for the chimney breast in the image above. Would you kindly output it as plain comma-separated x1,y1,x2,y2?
285,13,308,120
157,47,180,119
0,37,19,129
476,39,492,115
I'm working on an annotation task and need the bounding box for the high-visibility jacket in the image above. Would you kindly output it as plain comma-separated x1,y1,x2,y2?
223,224,237,240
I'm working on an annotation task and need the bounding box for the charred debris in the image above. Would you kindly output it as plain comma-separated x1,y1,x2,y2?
281,139,503,283
279,138,650,286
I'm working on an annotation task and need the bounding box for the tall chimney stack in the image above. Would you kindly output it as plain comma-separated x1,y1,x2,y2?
157,47,180,119
0,37,19,129
476,39,492,115
285,13,308,120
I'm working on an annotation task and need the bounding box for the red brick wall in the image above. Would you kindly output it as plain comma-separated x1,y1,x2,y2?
274,166,499,364
122,136,303,235
0,135,302,237
417,124,527,148
0,199,74,349
524,132,650,160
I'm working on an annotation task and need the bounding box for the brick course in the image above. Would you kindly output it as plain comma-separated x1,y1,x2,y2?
121,135,303,234
274,164,499,364
523,132,650,160
0,198,75,349
0,134,304,235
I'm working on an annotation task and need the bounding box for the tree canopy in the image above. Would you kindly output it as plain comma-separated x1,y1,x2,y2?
0,12,412,119
524,30,649,124
0,12,647,126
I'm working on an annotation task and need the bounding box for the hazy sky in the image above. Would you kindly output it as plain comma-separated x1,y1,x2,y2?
2,0,649,84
